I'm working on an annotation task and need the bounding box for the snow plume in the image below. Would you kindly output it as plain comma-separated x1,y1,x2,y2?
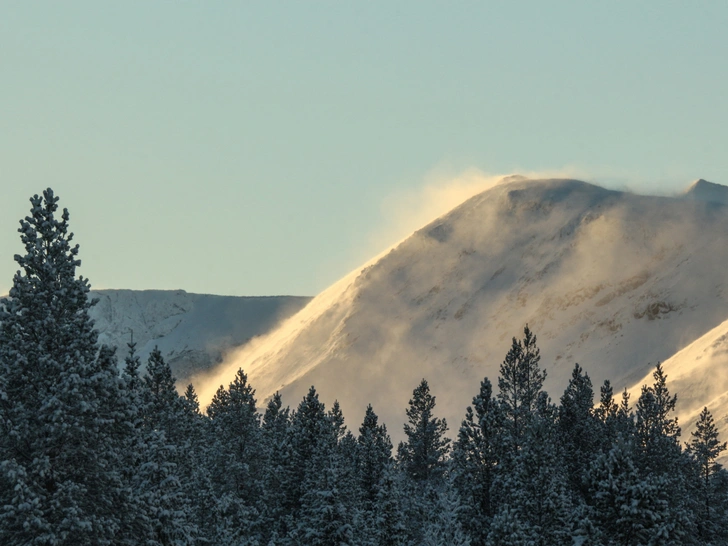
193,170,578,413
363,167,587,262
193,171,511,407
193,173,728,443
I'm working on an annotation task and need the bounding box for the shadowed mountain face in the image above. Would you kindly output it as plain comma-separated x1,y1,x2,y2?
684,178,728,205
197,177,728,443
88,290,311,383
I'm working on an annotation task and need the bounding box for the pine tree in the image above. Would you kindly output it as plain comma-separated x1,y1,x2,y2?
686,406,728,542
358,404,394,509
259,392,293,543
490,393,573,546
356,405,395,545
588,437,671,546
0,189,135,544
288,387,338,512
594,380,619,451
635,363,680,474
206,368,263,542
397,379,450,484
373,469,408,546
485,505,534,546
421,484,471,546
294,452,354,546
136,347,200,544
559,363,601,497
634,363,691,541
451,378,501,546
497,325,546,457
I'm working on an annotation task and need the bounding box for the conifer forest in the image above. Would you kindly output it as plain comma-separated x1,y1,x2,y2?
3,189,728,546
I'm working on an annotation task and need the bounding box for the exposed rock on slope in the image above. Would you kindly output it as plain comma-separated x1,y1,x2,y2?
198,178,728,440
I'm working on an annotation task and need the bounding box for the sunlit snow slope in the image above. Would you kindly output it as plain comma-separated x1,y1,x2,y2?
628,318,728,460
198,178,728,442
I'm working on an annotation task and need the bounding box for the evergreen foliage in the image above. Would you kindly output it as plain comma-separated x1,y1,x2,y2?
4,188,728,545
497,325,546,457
452,378,500,545
687,406,728,542
397,379,450,484
0,189,135,544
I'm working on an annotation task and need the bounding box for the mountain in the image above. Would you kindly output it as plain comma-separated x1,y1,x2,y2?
684,178,728,205
628,317,728,452
196,177,728,444
88,289,311,382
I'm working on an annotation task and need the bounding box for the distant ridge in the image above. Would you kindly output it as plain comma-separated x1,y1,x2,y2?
88,289,311,382
683,178,728,204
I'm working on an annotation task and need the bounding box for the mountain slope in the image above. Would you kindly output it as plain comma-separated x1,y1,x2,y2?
89,289,311,381
197,178,728,441
628,317,728,459
684,178,728,205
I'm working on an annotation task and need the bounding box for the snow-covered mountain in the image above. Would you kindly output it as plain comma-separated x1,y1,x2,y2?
628,317,728,450
196,177,728,444
88,290,311,383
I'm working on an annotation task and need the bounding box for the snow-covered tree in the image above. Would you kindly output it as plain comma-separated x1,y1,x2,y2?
497,325,546,457
686,406,728,542
372,468,408,546
206,368,263,541
451,377,501,545
635,363,680,475
0,189,135,544
397,379,450,484
559,363,601,497
421,484,471,546
259,392,294,543
490,394,573,546
358,404,394,508
588,436,672,546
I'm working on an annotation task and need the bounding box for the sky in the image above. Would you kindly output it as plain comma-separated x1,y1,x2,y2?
2,1,728,297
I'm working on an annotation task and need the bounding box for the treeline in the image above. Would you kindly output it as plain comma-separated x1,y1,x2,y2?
2,189,728,546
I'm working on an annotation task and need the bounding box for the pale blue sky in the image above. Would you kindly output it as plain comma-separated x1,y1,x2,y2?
2,2,727,297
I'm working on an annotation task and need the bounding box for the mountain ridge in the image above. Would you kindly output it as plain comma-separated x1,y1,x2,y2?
196,177,728,443
88,289,311,382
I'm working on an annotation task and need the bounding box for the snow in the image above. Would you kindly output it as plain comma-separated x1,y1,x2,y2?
195,177,728,444
88,289,311,382
627,317,728,462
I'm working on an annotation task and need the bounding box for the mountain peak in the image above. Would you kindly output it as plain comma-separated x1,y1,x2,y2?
684,178,728,204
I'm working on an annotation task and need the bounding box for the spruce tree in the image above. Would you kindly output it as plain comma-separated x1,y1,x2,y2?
357,405,395,544
594,380,619,451
373,468,408,546
259,392,293,543
451,378,501,545
397,379,450,484
497,325,546,457
559,363,601,497
588,437,671,545
136,347,200,544
421,484,471,546
0,189,135,545
206,368,263,542
686,406,728,542
490,393,573,546
358,404,394,509
635,363,680,474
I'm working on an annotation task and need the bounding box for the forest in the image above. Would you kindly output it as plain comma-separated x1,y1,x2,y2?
2,189,727,546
